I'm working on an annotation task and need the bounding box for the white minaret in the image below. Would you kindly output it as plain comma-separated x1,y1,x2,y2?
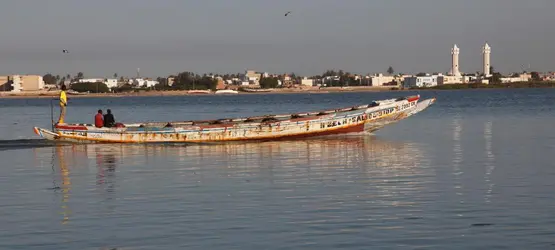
451,44,461,76
482,42,491,76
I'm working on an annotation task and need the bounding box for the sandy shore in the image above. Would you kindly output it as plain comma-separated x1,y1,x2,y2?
0,86,403,99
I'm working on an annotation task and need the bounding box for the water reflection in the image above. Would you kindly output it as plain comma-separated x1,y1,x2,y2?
484,120,496,203
168,135,425,170
42,135,427,177
93,145,118,196
54,145,71,225
34,135,433,241
452,116,464,204
40,136,430,196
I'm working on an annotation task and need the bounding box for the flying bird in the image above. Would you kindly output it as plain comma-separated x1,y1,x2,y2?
285,11,291,16
62,49,69,53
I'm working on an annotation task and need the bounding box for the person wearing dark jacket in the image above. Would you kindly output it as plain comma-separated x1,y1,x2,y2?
103,109,116,127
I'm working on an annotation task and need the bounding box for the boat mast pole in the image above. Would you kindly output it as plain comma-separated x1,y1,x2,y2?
50,98,54,131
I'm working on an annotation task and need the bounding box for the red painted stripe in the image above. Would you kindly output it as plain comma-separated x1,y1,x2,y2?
407,96,420,102
55,124,88,130
259,123,365,141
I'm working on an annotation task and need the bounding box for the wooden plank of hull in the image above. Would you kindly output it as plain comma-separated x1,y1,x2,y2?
46,119,367,143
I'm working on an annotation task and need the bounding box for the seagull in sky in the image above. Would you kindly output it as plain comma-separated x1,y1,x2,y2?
62,49,69,53
285,11,291,16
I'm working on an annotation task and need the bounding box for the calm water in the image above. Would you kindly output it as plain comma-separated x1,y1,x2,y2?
1,89,554,249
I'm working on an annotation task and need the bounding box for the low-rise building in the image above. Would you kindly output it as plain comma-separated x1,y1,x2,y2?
500,73,530,83
104,79,118,88
403,75,439,88
167,77,175,86
370,74,396,86
321,76,340,86
244,70,261,85
0,75,23,92
500,77,529,83
519,73,532,81
79,78,118,88
79,78,104,83
1,75,44,91
438,75,463,85
216,78,226,90
19,75,44,91
0,76,10,91
464,75,479,83
128,78,157,87
301,78,314,87
11,77,22,92
144,80,158,88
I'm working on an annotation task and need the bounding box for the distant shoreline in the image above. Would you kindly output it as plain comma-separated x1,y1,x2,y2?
1,83,554,99
0,86,401,99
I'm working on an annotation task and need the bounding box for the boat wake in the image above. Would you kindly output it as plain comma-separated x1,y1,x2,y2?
0,139,59,151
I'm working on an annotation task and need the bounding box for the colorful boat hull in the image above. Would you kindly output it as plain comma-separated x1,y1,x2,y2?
33,95,435,143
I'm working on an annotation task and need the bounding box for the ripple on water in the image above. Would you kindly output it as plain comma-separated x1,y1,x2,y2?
1,90,555,249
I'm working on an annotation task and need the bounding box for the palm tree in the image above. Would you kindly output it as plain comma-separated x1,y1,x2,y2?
387,66,394,75
113,73,118,79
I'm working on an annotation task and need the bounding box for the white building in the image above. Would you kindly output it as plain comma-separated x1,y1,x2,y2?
129,78,155,87
3,75,23,92
500,74,530,83
104,79,118,88
321,76,340,86
300,78,314,86
244,70,261,84
370,74,396,86
144,80,159,88
464,75,479,83
438,75,463,85
78,78,104,83
79,78,119,88
404,75,439,88
11,77,22,92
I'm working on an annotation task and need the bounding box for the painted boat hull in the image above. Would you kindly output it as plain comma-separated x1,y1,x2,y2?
215,90,239,94
33,95,435,144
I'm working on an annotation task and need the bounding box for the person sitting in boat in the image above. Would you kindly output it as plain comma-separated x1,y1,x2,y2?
103,109,116,127
95,110,104,128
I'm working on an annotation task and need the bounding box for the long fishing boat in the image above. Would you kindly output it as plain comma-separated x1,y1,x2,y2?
33,95,435,143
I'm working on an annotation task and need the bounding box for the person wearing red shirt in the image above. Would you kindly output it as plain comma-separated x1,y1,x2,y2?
95,110,104,128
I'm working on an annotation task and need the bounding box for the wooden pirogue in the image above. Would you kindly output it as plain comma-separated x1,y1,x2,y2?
33,95,435,143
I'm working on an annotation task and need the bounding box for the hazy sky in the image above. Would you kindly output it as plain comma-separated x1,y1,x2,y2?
0,0,553,77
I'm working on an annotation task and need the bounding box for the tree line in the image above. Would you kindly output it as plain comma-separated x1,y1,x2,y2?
42,65,548,92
